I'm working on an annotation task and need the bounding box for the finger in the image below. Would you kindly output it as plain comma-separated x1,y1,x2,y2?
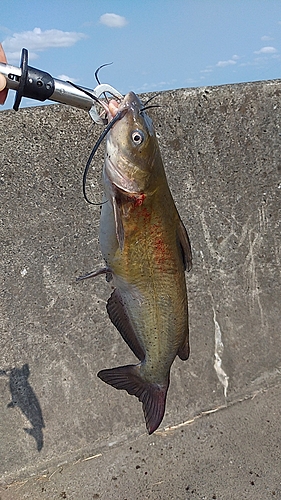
0,43,8,104
0,43,7,63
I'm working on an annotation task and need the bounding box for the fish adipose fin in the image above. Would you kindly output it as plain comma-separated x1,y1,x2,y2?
177,218,192,272
107,290,145,361
97,364,169,434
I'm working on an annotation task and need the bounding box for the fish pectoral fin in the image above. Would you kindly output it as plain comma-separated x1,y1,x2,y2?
177,218,192,272
76,267,112,282
107,290,145,361
177,332,190,361
113,196,125,250
97,364,169,434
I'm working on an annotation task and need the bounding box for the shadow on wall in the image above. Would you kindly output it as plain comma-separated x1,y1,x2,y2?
0,364,45,452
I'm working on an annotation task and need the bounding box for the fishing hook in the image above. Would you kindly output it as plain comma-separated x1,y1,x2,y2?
94,63,113,103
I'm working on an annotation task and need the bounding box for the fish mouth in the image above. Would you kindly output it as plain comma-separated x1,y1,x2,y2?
108,92,142,121
108,99,120,119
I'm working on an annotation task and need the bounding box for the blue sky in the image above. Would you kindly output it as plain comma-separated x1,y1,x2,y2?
1,0,281,110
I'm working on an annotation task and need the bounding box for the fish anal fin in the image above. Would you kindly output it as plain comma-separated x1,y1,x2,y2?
97,364,169,434
107,290,145,361
177,333,190,361
177,217,192,272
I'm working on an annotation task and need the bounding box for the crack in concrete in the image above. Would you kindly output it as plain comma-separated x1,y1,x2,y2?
1,382,281,493
156,383,280,435
199,250,229,397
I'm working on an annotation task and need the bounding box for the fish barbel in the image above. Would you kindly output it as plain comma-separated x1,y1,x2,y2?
93,91,192,433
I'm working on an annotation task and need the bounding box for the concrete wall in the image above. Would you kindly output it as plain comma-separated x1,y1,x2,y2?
0,80,280,484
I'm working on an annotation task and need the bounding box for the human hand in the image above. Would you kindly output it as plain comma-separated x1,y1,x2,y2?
0,43,8,105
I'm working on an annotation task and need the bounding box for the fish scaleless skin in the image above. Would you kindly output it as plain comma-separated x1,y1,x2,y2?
93,92,192,433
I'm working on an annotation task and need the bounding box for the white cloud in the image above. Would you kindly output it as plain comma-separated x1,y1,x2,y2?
137,79,177,92
0,25,12,35
57,74,79,83
5,50,39,61
99,13,128,28
200,55,239,76
2,27,86,62
261,35,273,41
254,46,278,54
216,59,237,67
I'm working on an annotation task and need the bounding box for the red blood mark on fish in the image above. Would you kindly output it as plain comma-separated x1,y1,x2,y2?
154,236,170,270
133,193,146,207
127,195,171,270
128,193,151,222
149,223,171,271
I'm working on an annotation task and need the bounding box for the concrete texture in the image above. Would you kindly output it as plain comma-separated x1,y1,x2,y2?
0,80,280,498
0,386,280,500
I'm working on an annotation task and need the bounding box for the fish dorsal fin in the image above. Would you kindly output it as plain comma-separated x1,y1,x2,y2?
107,290,145,361
177,217,192,272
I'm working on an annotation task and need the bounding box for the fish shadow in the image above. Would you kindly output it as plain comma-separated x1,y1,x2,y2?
0,364,45,452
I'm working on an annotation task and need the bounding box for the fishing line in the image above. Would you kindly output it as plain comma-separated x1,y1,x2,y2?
94,63,113,103
95,63,113,104
67,81,102,104
68,81,122,108
95,63,113,85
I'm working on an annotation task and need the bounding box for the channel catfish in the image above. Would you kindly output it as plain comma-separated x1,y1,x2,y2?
85,92,192,433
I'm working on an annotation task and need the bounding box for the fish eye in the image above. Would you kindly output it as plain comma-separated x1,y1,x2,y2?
131,130,145,145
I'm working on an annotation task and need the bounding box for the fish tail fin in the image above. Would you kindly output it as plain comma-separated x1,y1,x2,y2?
97,364,169,434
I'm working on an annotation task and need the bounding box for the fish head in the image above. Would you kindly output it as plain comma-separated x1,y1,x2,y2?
105,92,161,194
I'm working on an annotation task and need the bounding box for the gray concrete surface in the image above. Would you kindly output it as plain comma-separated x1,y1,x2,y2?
0,386,280,500
0,80,280,499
